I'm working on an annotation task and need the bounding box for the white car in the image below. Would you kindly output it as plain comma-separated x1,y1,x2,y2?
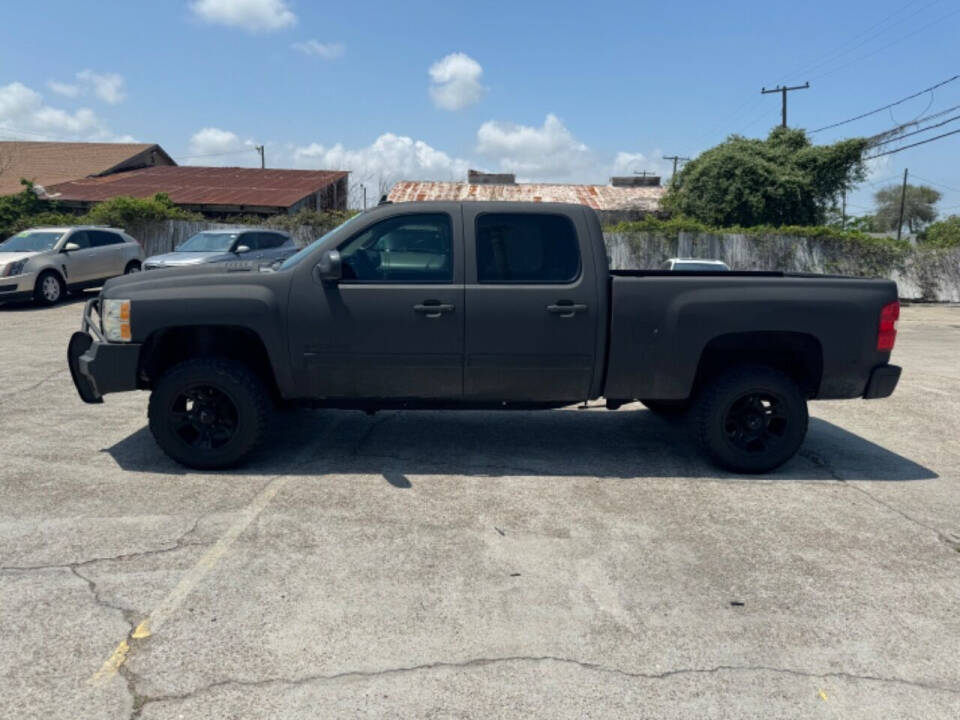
662,258,730,271
0,226,144,306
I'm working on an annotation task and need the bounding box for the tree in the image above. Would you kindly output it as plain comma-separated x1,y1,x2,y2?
663,127,868,227
873,184,940,234
921,215,960,248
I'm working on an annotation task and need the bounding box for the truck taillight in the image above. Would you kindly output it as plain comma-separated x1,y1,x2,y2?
877,301,899,351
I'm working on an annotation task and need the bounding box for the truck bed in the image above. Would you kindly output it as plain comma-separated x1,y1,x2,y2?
602,272,899,402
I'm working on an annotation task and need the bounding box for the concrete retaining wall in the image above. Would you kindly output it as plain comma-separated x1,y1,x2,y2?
605,231,960,302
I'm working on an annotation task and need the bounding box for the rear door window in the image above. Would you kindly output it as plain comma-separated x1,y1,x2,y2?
90,230,125,247
476,213,580,283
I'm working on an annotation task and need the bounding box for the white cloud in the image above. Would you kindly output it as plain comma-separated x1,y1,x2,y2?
190,0,296,32
476,113,597,180
184,127,257,164
0,81,132,141
292,132,469,206
292,39,345,60
47,80,80,98
428,52,485,111
46,70,126,105
76,70,126,105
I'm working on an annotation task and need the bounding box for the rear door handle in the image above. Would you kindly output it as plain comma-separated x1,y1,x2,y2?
414,302,455,318
546,303,587,317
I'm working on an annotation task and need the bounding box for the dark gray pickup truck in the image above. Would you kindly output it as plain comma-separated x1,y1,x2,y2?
68,201,901,473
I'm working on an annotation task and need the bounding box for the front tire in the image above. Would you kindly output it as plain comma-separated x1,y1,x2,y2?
34,271,64,306
148,357,270,469
692,364,808,474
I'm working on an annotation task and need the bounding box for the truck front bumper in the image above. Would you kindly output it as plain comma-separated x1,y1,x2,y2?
67,299,141,404
863,363,901,399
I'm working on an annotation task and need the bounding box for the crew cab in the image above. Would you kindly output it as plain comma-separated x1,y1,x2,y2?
68,202,901,473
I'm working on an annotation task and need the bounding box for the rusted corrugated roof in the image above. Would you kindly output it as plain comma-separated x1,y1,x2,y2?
44,166,348,209
387,181,664,211
0,141,169,196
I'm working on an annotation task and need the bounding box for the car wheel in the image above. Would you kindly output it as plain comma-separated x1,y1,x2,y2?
692,364,808,474
34,271,64,306
148,357,271,470
639,399,689,417
124,260,142,274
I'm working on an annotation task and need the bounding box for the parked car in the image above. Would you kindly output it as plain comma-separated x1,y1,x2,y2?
662,258,730,271
0,226,143,306
143,229,296,270
69,202,901,474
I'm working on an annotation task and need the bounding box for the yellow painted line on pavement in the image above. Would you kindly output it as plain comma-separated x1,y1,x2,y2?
89,473,293,686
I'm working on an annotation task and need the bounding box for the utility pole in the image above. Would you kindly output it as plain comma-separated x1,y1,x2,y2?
255,145,265,169
360,183,367,210
841,189,846,230
761,82,810,128
663,155,690,183
896,168,909,243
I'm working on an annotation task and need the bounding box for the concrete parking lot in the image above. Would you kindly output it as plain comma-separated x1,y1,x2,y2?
1,295,958,719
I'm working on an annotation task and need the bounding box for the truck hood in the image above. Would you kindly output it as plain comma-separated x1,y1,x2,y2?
102,260,276,297
143,251,234,267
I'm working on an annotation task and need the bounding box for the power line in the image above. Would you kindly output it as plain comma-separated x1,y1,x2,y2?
810,74,960,133
809,5,960,82
783,0,944,83
866,127,960,158
869,113,960,148
777,0,933,83
909,173,960,194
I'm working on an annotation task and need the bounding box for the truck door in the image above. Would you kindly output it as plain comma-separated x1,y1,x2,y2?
288,208,464,399
463,207,599,402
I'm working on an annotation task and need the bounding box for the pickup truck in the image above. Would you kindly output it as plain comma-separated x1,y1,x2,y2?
68,201,902,474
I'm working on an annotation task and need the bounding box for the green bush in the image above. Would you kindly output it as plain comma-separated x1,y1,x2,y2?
921,215,960,248
223,208,358,234
82,193,202,227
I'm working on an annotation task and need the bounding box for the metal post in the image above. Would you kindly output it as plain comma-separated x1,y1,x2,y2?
896,168,909,243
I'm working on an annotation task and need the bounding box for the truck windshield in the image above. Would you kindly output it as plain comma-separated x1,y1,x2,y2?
0,231,64,252
176,233,239,252
278,214,361,270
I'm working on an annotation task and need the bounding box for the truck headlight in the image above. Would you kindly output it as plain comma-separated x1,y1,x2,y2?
102,299,132,342
1,260,27,277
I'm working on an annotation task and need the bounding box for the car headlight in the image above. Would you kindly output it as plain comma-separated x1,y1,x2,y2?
1,260,27,277
102,299,132,342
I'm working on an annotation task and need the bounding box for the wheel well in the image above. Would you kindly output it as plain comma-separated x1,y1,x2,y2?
125,259,141,269
693,332,823,398
139,326,279,398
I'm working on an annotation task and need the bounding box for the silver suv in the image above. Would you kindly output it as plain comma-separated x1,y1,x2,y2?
0,226,145,306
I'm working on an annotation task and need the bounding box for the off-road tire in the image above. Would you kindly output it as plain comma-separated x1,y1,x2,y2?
692,364,808,474
34,270,64,306
149,357,270,470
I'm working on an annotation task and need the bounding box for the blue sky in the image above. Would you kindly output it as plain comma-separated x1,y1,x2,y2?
1,0,959,213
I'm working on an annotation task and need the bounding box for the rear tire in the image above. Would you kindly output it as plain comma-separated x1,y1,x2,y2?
148,357,271,470
692,364,808,474
34,271,64,306
124,260,142,274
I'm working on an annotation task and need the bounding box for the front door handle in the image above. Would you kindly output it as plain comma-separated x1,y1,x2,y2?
546,302,587,317
414,302,455,318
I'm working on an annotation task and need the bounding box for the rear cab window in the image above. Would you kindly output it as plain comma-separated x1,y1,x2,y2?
476,213,581,284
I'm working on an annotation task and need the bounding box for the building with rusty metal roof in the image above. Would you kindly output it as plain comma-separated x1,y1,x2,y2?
0,141,175,196
388,170,665,221
43,165,349,217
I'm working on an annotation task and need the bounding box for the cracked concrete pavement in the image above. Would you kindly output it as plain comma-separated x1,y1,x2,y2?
1,294,958,719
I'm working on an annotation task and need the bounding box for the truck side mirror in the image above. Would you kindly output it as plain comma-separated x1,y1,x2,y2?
313,249,342,283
